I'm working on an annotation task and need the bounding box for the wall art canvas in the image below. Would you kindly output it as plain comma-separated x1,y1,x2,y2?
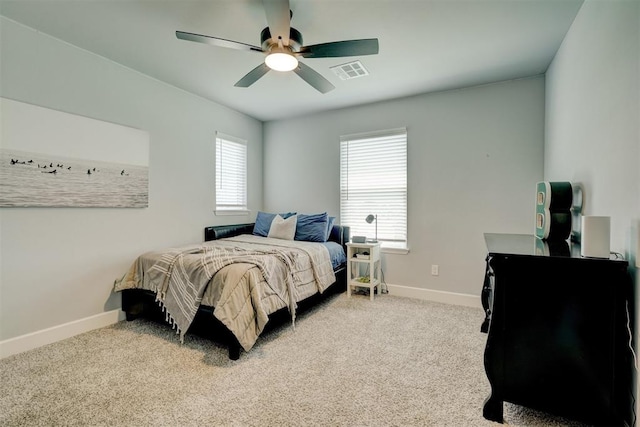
0,98,149,208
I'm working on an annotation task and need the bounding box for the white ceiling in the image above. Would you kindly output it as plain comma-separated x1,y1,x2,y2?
0,0,584,122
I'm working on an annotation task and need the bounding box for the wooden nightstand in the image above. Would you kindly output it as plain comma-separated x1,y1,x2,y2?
346,241,381,300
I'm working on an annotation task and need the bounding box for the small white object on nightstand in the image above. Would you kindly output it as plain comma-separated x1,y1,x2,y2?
346,241,382,301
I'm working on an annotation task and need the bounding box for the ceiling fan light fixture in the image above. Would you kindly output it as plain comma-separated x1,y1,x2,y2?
265,48,298,72
176,0,379,92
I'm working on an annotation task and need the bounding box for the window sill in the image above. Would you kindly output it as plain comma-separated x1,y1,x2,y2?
381,243,410,255
214,209,250,216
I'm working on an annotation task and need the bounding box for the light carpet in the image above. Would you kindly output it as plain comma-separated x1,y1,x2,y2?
0,293,589,426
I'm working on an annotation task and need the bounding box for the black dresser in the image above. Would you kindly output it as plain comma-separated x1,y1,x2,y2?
481,233,631,425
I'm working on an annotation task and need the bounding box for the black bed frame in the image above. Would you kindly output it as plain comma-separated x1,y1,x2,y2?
121,223,350,360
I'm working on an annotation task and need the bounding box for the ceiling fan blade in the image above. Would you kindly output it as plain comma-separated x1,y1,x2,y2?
176,30,263,53
298,39,379,58
235,63,271,88
293,62,335,94
262,0,291,46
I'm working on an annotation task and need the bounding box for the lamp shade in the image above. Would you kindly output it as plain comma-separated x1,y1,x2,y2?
265,48,298,72
366,214,376,224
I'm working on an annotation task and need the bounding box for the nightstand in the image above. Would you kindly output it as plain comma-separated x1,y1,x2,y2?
346,241,381,300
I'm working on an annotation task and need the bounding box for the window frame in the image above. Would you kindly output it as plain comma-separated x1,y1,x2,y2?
215,131,249,216
340,127,408,252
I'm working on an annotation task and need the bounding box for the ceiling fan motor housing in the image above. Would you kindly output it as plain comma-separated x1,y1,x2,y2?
261,27,303,52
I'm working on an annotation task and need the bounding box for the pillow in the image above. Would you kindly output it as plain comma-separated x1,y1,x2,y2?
253,211,296,237
325,216,336,241
268,214,297,240
295,212,329,242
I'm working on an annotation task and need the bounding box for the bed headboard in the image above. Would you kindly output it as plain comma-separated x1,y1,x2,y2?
328,224,350,250
204,223,350,252
204,223,254,242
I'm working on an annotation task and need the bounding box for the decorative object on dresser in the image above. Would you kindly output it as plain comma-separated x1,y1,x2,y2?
114,215,349,360
535,181,574,241
571,183,584,241
580,215,611,258
480,233,631,426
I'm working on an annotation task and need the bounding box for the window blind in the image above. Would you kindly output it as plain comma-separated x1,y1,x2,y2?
215,132,247,212
340,128,407,243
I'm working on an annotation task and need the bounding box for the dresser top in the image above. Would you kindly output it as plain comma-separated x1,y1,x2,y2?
484,233,624,263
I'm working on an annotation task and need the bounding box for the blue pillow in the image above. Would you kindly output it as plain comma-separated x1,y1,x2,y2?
253,211,296,237
295,212,329,242
326,216,336,241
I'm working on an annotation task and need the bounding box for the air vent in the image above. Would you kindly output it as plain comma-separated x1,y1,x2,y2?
330,61,370,80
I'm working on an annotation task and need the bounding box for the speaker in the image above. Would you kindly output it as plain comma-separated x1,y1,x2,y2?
535,181,573,241
580,216,610,258
536,209,572,241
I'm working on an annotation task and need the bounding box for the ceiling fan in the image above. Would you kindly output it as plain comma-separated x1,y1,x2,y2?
176,0,379,94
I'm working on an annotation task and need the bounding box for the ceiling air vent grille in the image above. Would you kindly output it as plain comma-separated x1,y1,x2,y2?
330,61,369,80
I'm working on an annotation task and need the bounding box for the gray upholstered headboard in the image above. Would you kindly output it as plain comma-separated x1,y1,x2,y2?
204,223,350,253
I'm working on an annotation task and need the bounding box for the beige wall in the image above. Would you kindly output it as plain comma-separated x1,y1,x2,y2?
264,77,545,297
544,0,640,423
0,17,263,341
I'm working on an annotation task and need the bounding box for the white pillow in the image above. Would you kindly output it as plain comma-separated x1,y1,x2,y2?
268,214,297,240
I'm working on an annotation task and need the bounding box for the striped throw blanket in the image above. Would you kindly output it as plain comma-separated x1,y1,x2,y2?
114,235,335,351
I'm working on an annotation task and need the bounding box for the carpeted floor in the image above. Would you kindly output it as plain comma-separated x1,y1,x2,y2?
0,293,590,426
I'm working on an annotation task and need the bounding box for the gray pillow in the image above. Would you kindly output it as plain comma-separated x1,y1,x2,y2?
268,214,297,240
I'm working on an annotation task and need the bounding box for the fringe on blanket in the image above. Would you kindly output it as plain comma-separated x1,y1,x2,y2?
155,293,185,343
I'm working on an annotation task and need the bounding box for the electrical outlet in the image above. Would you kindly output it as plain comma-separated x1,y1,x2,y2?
431,264,439,276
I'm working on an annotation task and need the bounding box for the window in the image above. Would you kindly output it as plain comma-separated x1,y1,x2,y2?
215,132,248,214
340,128,407,248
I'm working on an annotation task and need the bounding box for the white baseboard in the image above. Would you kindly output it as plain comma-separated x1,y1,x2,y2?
385,284,482,308
0,309,125,359
1,287,479,359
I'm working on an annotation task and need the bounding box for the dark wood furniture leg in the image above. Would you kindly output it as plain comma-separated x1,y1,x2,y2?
483,391,504,423
122,289,146,321
228,343,240,360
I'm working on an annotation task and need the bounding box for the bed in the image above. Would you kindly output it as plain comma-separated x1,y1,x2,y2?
114,220,350,360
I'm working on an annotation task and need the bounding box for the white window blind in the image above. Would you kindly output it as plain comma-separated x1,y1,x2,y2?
340,128,407,244
215,132,247,213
